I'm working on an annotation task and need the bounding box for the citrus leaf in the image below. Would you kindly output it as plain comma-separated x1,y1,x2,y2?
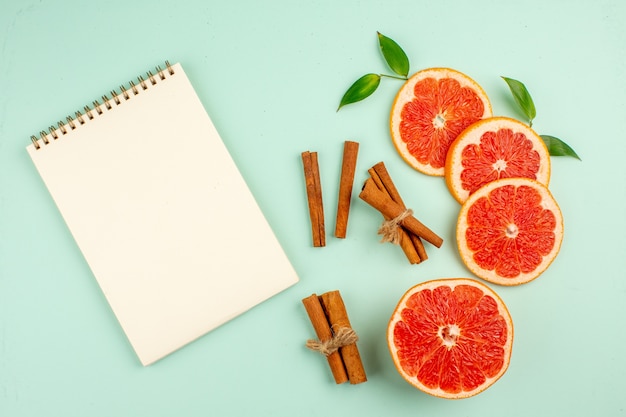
337,73,381,111
540,135,581,160
501,76,537,125
377,32,409,77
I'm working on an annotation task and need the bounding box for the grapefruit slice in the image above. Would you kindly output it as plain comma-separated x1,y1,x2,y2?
390,68,492,176
445,116,551,204
388,278,513,399
457,178,563,286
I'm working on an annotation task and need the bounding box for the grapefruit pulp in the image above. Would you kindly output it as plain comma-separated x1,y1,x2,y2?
390,68,492,176
445,116,551,204
457,177,563,285
388,278,513,399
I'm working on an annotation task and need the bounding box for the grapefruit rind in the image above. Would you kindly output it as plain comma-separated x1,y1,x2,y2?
387,278,513,399
445,116,551,204
456,178,563,286
390,67,493,176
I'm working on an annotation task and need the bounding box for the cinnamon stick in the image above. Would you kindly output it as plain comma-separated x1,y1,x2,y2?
367,167,421,264
370,162,428,262
301,151,325,247
319,291,367,384
359,178,444,248
302,294,348,384
334,141,360,239
310,152,325,246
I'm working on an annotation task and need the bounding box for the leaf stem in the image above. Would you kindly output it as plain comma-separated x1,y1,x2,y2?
380,73,408,81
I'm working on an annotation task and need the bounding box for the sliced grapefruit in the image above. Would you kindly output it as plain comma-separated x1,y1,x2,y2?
457,178,563,286
445,116,551,204
388,278,513,399
390,68,492,176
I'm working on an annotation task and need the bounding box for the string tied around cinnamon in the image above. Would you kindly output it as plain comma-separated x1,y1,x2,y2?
378,208,413,245
306,327,359,357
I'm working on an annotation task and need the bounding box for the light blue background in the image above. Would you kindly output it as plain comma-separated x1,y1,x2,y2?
1,1,625,416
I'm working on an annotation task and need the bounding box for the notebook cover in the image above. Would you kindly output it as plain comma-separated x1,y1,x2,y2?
26,62,299,365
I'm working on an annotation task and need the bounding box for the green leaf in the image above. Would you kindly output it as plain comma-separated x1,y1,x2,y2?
501,76,537,126
377,32,409,78
337,73,381,111
540,135,581,160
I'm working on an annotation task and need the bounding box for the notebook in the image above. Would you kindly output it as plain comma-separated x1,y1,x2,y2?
26,61,299,366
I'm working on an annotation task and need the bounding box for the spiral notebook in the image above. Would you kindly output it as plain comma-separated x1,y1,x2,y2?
26,61,299,366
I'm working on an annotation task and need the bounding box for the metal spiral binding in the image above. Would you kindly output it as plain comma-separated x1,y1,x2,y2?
30,60,174,150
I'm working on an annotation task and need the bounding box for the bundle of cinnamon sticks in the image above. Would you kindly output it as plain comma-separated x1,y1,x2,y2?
302,291,367,384
359,162,443,264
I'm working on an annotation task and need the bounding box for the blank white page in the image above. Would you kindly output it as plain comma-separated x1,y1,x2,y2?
26,62,299,366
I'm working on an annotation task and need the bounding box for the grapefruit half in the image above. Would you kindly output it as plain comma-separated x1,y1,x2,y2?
445,116,551,204
388,278,513,399
457,177,563,285
390,68,492,176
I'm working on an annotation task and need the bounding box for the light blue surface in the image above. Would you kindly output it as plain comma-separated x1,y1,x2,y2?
1,1,625,416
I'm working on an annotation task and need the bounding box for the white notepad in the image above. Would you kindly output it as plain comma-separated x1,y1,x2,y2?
26,62,299,366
